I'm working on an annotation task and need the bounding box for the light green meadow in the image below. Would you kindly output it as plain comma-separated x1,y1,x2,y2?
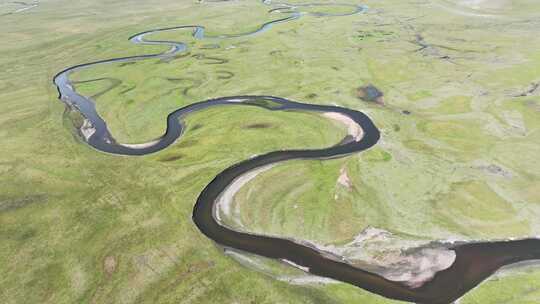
1,0,539,303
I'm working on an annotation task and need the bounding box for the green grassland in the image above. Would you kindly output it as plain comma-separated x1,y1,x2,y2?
1,0,540,303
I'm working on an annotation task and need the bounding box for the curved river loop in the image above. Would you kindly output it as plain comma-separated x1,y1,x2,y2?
53,1,540,303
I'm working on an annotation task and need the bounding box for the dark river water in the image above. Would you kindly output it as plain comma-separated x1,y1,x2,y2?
53,2,540,303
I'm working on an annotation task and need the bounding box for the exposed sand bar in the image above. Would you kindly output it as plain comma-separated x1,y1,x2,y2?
214,164,275,226
323,112,363,141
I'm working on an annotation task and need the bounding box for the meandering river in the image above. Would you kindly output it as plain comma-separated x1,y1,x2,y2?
53,2,540,303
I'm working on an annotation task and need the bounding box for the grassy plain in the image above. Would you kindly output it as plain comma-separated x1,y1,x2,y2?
1,0,540,303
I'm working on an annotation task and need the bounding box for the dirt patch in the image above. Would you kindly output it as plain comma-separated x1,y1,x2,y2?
103,256,117,276
337,166,352,190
